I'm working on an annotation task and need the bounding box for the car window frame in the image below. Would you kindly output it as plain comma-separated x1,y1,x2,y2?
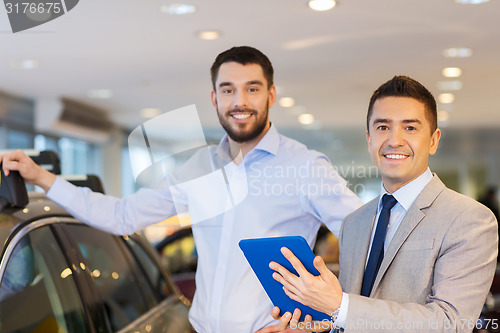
51,218,115,332
0,217,100,332
126,234,180,298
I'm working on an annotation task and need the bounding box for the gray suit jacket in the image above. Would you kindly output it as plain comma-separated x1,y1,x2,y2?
338,175,498,332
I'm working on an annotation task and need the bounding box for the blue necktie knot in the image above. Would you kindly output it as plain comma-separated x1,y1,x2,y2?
382,194,397,211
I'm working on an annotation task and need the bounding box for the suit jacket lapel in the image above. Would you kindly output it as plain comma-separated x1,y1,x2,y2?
370,175,446,295
343,199,378,293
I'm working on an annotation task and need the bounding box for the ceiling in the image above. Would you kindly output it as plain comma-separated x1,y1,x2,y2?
1,0,499,177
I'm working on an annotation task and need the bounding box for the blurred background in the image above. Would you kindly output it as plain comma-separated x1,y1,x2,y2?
1,0,499,209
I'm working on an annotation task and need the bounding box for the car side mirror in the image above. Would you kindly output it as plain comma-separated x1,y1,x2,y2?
0,162,29,212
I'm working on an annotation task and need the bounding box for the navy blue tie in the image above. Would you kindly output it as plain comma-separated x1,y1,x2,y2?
361,194,398,297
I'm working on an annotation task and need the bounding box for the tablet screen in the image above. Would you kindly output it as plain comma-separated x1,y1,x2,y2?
239,236,330,322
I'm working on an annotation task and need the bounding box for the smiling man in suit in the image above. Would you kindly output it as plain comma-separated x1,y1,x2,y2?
269,75,498,332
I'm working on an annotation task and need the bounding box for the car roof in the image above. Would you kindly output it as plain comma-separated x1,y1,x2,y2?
0,192,72,250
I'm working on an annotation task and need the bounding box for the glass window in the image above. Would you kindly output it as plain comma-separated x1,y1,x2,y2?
0,227,88,333
121,145,139,197
59,137,92,175
34,134,60,154
6,128,33,149
161,231,197,275
125,236,172,300
63,225,153,331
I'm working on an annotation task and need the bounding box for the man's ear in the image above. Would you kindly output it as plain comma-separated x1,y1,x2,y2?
268,85,277,108
211,90,217,109
366,130,371,152
429,128,441,155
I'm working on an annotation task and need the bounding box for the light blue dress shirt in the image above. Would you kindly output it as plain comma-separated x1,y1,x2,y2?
47,124,363,333
333,168,433,330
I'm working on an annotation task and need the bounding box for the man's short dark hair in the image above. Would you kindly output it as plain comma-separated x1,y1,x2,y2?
367,76,438,133
210,46,274,90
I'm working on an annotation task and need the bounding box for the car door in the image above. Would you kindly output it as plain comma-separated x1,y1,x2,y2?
56,222,192,333
0,220,91,333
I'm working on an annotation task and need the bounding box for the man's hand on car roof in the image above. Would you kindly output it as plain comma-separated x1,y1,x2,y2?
0,149,56,192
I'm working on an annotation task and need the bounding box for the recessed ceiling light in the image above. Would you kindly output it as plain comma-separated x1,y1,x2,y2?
298,113,315,125
443,47,473,58
197,30,221,40
141,108,161,119
438,93,455,104
279,97,295,108
442,67,462,78
87,89,113,99
437,80,463,91
160,3,196,15
454,0,490,4
10,59,38,70
308,0,336,11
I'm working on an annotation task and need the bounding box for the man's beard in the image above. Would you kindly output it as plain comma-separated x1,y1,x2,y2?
218,102,269,143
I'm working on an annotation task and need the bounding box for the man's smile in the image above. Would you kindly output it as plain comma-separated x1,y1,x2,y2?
228,110,255,122
383,154,409,160
231,113,252,120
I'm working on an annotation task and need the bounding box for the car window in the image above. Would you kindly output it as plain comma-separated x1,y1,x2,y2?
161,232,197,274
0,226,88,333
63,224,156,331
125,236,172,299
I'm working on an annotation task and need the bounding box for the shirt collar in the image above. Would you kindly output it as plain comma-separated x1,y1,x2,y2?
214,123,280,161
378,168,433,211
252,123,280,156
